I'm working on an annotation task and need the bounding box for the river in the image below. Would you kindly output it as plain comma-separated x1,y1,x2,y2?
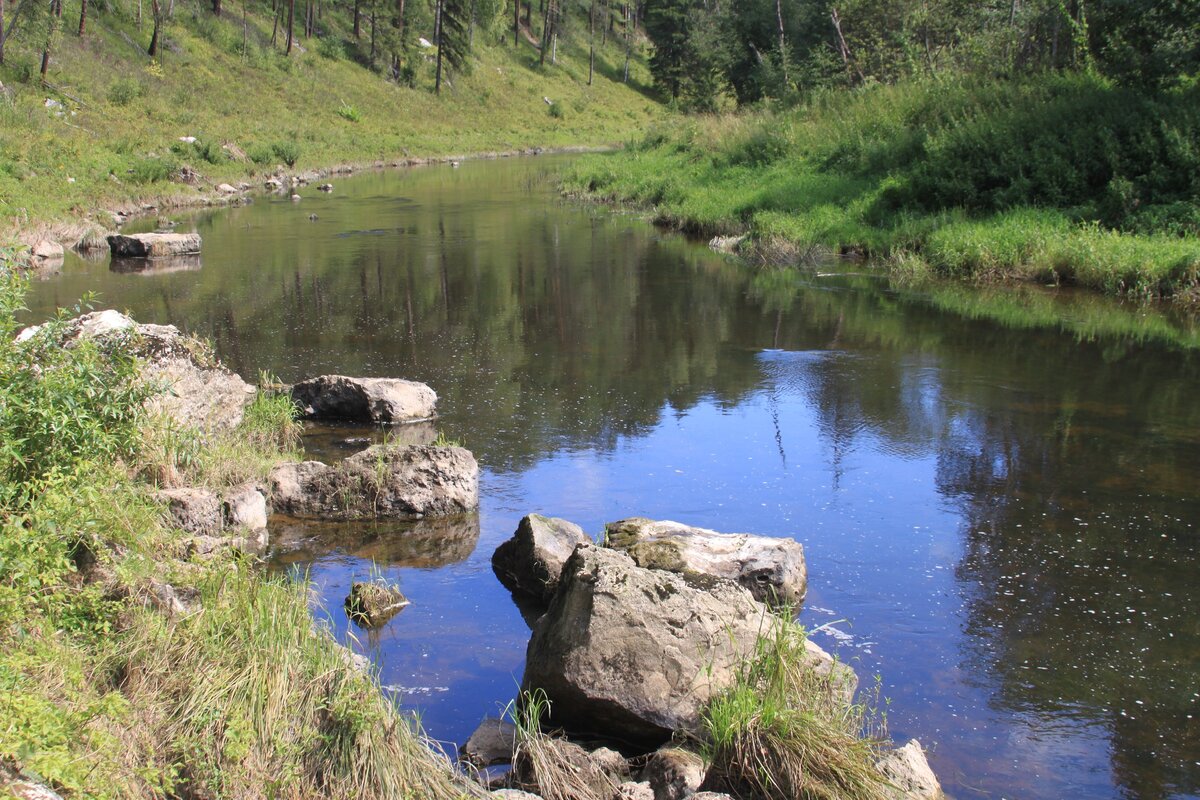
26,155,1200,800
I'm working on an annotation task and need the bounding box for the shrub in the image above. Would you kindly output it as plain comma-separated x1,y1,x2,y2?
246,143,275,165
336,102,361,123
126,154,176,184
271,140,301,167
107,78,142,106
316,35,346,60
0,276,152,500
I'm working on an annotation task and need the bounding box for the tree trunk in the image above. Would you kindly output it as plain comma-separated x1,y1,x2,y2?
41,0,60,79
271,0,280,44
538,0,550,64
774,0,787,86
0,0,5,65
587,0,594,84
212,0,220,16
369,0,377,61
434,0,444,93
148,0,160,56
512,0,518,45
285,0,294,53
353,0,360,38
622,0,630,82
78,0,87,35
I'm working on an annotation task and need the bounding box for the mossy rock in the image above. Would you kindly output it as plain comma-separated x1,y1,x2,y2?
345,581,410,628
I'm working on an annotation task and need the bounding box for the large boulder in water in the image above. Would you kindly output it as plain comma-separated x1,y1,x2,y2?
521,543,838,745
492,514,591,601
268,444,478,520
603,518,807,608
107,232,201,258
291,375,437,423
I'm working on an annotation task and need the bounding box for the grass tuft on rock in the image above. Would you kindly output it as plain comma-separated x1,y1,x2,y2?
701,618,892,800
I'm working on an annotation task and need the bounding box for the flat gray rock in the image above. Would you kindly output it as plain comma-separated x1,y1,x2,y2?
108,232,202,258
604,517,807,608
291,374,437,423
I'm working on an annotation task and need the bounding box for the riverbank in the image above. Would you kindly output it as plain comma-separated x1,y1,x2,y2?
0,0,660,239
0,266,929,799
0,287,480,798
562,74,1200,303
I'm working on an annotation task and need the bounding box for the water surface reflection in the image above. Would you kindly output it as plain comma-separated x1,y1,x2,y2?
24,156,1200,799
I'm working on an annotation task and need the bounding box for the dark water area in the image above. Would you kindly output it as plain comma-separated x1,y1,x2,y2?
25,156,1200,800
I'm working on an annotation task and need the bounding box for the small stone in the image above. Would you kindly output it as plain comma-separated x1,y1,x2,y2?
216,183,238,194
31,240,64,260
161,487,222,535
462,718,518,768
641,747,705,800
616,782,654,800
345,581,410,628
223,484,268,531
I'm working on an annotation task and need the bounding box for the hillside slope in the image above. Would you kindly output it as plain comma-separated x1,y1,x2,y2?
0,0,661,230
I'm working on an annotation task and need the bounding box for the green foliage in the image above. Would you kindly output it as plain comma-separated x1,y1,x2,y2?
702,618,891,800
317,35,348,61
107,78,143,106
568,74,1200,298
171,138,228,165
0,276,151,502
271,140,302,168
246,143,276,165
126,154,176,184
337,102,362,123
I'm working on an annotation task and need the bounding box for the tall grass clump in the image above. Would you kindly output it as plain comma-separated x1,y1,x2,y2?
120,564,472,800
701,618,892,800
507,688,619,800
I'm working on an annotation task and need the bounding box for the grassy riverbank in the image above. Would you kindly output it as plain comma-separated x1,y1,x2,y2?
0,268,473,798
564,74,1200,301
0,0,659,235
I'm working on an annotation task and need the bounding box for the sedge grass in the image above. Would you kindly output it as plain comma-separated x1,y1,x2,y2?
701,618,892,800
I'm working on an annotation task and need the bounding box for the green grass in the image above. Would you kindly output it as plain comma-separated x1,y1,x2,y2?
564,74,1200,301
0,266,475,798
0,0,661,230
701,618,891,800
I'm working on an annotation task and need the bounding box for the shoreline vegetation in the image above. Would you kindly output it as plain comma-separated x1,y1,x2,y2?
563,74,1200,304
0,276,476,798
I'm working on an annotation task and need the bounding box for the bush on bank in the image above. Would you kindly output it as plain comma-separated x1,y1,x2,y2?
565,73,1200,299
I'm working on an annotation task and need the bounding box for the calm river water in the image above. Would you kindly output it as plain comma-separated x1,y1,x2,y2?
26,156,1200,800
